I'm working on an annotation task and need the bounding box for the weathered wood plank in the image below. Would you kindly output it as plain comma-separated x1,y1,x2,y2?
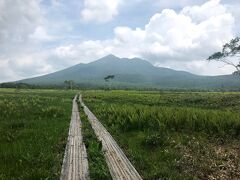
79,95,142,180
60,95,89,180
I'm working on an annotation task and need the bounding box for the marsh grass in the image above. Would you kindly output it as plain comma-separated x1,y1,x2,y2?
83,90,240,179
0,89,75,179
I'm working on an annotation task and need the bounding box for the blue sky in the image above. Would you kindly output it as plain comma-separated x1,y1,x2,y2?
0,0,240,82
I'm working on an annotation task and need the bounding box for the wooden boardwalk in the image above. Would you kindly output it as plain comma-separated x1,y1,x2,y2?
79,95,142,180
60,95,89,180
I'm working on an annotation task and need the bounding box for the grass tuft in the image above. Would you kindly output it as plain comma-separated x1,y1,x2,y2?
77,99,111,180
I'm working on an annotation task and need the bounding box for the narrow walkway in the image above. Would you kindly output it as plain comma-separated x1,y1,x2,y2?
79,95,142,180
60,95,89,180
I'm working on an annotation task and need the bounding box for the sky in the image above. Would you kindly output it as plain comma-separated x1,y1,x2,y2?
0,0,240,82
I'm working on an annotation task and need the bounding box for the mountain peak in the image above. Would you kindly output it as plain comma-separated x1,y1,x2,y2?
90,54,120,65
17,54,240,90
92,54,153,66
100,54,120,61
104,54,119,59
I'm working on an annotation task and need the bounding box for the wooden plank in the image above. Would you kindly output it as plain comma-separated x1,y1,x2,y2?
60,95,89,180
79,95,142,180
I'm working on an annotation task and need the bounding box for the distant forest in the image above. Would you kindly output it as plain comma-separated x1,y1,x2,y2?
1,82,240,92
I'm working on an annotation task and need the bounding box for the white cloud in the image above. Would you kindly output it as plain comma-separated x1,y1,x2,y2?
154,60,235,76
0,0,239,82
0,0,43,53
0,0,57,82
29,26,55,42
122,0,235,63
0,57,19,82
133,0,234,66
0,52,56,82
81,0,122,23
53,40,114,64
181,0,226,22
224,3,240,36
54,0,236,76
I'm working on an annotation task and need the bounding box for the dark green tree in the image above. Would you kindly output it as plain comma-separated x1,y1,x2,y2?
208,37,240,75
104,75,115,90
104,75,115,81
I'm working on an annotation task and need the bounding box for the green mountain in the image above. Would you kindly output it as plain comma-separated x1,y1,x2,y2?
17,54,240,90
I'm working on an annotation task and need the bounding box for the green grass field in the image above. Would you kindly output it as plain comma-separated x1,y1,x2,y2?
1,89,240,179
0,89,76,179
82,90,240,179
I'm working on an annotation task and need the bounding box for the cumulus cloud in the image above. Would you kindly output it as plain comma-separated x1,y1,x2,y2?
53,0,235,75
0,0,56,82
117,0,234,63
181,0,226,22
53,40,114,64
29,26,56,42
0,0,239,82
81,0,122,23
0,0,43,53
0,57,19,82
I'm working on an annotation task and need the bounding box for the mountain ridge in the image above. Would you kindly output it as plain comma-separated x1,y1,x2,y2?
15,55,240,90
